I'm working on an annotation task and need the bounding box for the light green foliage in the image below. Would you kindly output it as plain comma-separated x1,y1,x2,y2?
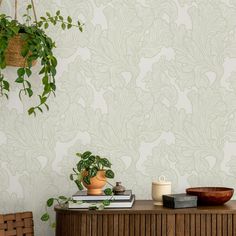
41,151,115,227
0,5,84,115
71,151,115,190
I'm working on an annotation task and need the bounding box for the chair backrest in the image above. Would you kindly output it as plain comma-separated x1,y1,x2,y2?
0,212,34,236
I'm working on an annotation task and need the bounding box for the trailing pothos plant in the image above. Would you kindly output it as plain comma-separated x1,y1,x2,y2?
41,151,115,227
0,4,84,115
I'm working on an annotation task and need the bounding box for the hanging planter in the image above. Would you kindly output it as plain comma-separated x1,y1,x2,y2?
5,34,37,67
0,0,84,115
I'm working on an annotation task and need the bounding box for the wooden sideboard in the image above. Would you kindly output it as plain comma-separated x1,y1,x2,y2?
55,200,236,236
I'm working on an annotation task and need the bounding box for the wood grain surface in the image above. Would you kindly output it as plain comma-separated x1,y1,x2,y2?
55,200,236,236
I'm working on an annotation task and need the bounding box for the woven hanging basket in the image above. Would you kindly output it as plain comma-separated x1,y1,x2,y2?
5,34,37,67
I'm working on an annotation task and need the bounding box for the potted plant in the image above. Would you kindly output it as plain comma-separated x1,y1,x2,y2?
0,1,83,115
41,151,115,226
70,151,115,195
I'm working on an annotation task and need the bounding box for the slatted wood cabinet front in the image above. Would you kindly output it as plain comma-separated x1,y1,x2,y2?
55,200,236,236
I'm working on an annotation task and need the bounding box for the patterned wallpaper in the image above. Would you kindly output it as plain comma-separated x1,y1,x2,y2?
1,0,236,235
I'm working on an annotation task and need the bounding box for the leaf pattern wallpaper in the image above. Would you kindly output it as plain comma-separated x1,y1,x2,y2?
1,0,236,235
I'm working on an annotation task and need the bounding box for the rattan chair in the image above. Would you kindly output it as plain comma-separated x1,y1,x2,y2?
0,212,34,236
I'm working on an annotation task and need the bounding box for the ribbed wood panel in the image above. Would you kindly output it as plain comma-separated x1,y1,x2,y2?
56,213,236,236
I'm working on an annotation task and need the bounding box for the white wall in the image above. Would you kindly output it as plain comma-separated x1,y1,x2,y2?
1,0,236,235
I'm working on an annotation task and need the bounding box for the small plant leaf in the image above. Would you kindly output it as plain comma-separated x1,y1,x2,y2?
83,176,91,185
25,68,32,77
28,107,35,116
82,151,92,159
27,88,33,97
70,174,74,180
100,158,111,168
77,160,84,171
102,200,110,206
51,222,56,228
61,23,66,30
47,198,54,207
41,213,49,221
75,179,83,190
59,196,67,200
67,16,72,23
104,188,113,196
44,22,49,29
105,169,115,178
15,77,24,83
89,205,99,210
3,81,9,91
88,167,97,178
17,68,25,77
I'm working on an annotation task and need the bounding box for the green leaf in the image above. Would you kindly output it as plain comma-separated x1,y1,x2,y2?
83,176,91,185
50,83,56,91
100,158,111,168
26,88,33,97
39,67,45,75
25,68,32,77
40,96,47,104
27,4,32,10
89,205,98,210
102,200,110,206
88,167,98,178
88,155,95,163
76,153,82,157
77,160,84,171
61,23,66,30
59,196,67,200
41,213,49,221
44,103,49,111
82,151,92,159
28,107,35,116
51,222,56,228
47,198,54,207
105,169,115,179
56,10,60,16
37,106,43,113
104,188,113,196
67,24,72,29
17,68,25,77
21,47,29,57
67,16,72,23
70,174,74,181
59,15,63,20
51,57,57,67
15,77,24,83
75,179,83,190
42,76,48,85
46,12,51,17
40,16,46,21
44,22,49,29
25,80,31,88
3,81,9,91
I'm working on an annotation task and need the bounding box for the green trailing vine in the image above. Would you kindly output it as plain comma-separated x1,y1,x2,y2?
0,4,84,115
41,151,115,227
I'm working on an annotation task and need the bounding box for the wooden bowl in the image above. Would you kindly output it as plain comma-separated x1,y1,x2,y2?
186,187,234,205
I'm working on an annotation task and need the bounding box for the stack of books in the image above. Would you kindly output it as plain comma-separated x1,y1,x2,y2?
68,190,135,209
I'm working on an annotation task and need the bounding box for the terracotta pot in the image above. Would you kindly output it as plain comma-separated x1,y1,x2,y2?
5,34,37,67
82,170,106,195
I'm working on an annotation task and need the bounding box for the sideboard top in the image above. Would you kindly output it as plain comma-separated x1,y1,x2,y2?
55,200,236,215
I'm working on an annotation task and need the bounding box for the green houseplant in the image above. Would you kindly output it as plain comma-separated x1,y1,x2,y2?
0,2,83,115
70,151,115,195
41,151,115,227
